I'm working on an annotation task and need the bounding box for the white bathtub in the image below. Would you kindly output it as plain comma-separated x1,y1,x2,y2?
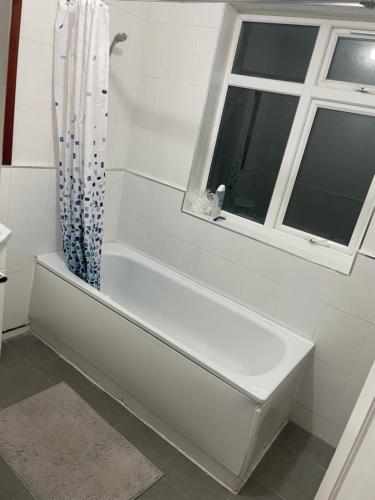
30,242,313,492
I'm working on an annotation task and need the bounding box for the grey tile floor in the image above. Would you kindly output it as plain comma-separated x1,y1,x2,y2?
0,332,335,500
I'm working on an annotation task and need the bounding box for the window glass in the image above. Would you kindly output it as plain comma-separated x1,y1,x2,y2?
232,22,318,83
207,86,298,224
327,37,375,87
283,108,375,245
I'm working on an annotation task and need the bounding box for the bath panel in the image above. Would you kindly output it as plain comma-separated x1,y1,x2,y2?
30,242,313,492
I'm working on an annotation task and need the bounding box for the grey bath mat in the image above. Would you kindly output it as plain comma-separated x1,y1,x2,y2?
0,382,162,499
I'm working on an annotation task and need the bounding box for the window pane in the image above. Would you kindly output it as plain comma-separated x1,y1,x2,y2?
327,37,375,86
284,108,375,245
207,87,298,224
232,22,318,83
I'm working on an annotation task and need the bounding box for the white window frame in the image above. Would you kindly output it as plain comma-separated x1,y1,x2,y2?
184,13,375,274
319,27,375,93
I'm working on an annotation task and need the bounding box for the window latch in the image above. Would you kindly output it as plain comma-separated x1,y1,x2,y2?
355,86,375,95
307,237,331,248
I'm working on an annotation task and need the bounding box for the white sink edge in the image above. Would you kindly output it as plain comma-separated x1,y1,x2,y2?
0,223,12,246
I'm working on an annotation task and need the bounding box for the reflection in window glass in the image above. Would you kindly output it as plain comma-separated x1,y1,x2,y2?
207,87,298,224
232,22,318,83
284,108,375,245
327,37,375,86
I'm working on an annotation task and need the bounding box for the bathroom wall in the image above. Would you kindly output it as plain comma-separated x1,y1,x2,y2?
0,0,12,156
121,1,224,189
115,1,375,447
0,0,132,331
1,0,374,449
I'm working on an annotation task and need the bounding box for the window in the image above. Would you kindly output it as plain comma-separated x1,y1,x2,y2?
283,105,375,246
188,16,375,273
321,28,375,89
207,87,299,224
232,22,318,82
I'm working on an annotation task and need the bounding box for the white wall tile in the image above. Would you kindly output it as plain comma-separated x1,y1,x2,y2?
108,66,125,122
199,3,224,28
169,3,204,26
12,105,52,167
0,167,10,223
325,254,375,322
239,270,283,317
6,220,44,272
206,256,244,302
43,220,62,253
119,171,150,228
328,376,363,429
283,256,334,302
351,324,375,382
313,305,370,371
20,0,57,46
15,38,53,109
324,422,344,448
3,269,33,331
103,213,118,242
125,17,145,74
152,81,206,140
117,72,139,124
46,168,58,219
8,168,50,222
139,22,167,78
125,126,148,174
143,129,194,189
111,121,131,170
106,119,116,167
148,2,171,23
297,357,348,421
203,224,253,267
105,171,124,215
177,244,213,283
189,27,219,86
109,5,132,70
133,76,158,128
290,402,329,443
160,25,198,83
247,240,292,284
141,226,186,270
151,189,209,246
116,210,146,251
132,1,151,20
274,287,323,338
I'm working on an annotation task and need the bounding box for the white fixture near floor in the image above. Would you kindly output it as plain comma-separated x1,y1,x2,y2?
0,221,12,355
30,242,313,493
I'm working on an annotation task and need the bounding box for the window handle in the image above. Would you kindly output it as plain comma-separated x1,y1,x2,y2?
355,86,375,94
307,237,331,248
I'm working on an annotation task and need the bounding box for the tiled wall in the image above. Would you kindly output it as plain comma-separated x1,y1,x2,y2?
119,1,224,189
0,0,128,330
2,0,375,448
0,167,59,330
115,2,375,447
118,172,375,448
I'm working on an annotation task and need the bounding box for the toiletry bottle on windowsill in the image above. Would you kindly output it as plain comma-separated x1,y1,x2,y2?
214,185,225,217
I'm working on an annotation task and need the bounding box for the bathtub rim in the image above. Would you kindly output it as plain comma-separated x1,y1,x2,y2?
34,242,314,404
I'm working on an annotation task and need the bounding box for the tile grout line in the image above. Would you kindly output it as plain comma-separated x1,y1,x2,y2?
275,436,330,473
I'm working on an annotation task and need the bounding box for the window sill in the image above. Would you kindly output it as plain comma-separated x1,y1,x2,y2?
182,205,355,275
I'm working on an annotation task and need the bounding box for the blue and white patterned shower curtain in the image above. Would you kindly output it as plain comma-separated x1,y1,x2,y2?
54,0,109,289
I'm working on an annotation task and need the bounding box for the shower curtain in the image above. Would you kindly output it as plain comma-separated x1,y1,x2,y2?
54,0,109,289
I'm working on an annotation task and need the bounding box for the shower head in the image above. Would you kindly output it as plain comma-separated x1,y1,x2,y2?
109,32,128,55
